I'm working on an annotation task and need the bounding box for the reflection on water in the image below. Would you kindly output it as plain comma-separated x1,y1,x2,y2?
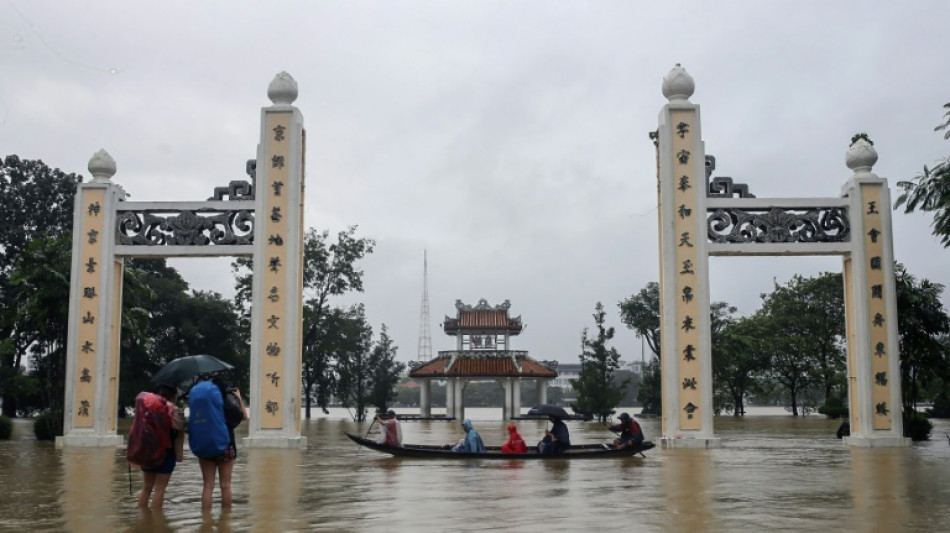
1,412,949,532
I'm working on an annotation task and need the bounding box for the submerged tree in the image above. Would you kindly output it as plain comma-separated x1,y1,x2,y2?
0,156,81,417
368,325,405,413
233,226,375,418
619,282,661,415
573,302,628,422
333,305,374,421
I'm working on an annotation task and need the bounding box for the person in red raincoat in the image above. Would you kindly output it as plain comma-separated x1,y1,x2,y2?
501,423,527,454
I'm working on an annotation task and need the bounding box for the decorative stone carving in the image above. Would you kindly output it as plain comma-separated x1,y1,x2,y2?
208,159,257,201
116,209,254,246
88,149,116,183
707,207,850,243
846,138,878,174
705,155,755,198
662,63,695,102
267,71,298,105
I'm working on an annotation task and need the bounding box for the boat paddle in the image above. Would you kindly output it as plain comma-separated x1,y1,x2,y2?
356,416,377,456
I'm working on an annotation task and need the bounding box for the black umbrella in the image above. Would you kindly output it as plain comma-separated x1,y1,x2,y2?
527,404,571,419
150,354,234,389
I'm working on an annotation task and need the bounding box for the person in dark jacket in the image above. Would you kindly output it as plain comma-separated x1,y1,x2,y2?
538,415,571,455
609,412,644,449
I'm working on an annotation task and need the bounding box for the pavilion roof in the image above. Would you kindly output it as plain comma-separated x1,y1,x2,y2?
408,351,557,379
443,298,523,335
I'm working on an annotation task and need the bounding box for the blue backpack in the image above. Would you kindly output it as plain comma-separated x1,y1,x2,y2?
188,381,230,459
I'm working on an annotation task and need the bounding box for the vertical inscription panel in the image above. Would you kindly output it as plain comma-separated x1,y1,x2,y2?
260,112,292,429
73,189,105,428
670,110,701,430
862,185,891,430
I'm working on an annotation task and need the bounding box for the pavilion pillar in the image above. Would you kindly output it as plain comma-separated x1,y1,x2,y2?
512,378,522,417
536,378,547,406
454,379,465,420
419,379,431,417
502,379,513,419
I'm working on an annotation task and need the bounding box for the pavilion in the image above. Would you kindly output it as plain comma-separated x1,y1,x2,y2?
409,299,557,420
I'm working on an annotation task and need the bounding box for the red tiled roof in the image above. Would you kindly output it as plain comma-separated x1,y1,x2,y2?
444,310,523,334
408,354,557,378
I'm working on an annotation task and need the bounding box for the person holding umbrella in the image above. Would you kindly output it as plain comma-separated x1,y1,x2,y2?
539,415,571,455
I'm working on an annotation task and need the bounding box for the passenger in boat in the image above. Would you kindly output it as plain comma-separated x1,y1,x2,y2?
609,412,644,449
538,415,571,455
501,423,527,454
375,410,402,447
451,419,486,453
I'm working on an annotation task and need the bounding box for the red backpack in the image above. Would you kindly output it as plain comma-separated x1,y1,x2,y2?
127,392,172,469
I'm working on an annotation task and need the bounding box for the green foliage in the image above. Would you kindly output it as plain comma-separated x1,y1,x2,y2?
332,305,375,421
817,395,849,419
619,283,661,414
757,272,845,416
850,133,874,146
894,103,950,248
0,156,81,417
33,410,63,441
930,392,950,418
573,302,628,422
368,325,405,412
895,263,950,415
235,226,375,418
713,313,769,416
903,410,933,441
0,415,12,440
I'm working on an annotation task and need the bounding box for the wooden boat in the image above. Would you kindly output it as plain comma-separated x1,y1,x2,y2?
346,433,655,459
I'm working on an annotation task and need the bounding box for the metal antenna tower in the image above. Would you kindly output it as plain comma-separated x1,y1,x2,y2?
416,250,433,361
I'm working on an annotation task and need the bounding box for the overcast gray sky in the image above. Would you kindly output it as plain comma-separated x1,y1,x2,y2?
3,1,949,364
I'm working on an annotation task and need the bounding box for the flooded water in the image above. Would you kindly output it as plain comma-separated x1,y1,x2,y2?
2,408,950,532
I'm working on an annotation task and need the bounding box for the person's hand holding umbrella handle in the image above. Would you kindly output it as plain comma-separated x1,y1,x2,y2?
231,388,249,420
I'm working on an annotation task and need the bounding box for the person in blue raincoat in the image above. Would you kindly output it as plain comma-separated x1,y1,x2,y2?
451,419,486,453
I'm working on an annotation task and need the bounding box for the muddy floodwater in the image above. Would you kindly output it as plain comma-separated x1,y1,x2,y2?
2,408,950,532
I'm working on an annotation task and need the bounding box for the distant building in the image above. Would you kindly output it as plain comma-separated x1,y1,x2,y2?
409,299,557,419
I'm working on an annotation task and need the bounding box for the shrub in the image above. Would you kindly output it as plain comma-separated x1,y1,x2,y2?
903,411,933,441
33,411,64,441
0,415,12,440
930,392,950,418
817,395,849,419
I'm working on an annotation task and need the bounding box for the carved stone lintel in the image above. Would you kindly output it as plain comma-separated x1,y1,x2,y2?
707,207,850,243
117,209,254,246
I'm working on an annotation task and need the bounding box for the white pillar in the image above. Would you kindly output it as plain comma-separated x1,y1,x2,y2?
246,72,307,448
502,379,512,419
420,379,431,417
445,378,455,419
59,150,126,448
455,379,465,420
513,378,522,417
536,378,547,406
657,64,718,448
840,139,908,447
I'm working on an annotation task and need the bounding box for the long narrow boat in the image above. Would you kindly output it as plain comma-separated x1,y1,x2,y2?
346,433,655,459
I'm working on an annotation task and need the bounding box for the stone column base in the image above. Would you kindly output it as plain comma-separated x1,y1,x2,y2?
56,434,125,448
242,435,308,449
661,436,721,449
843,435,910,448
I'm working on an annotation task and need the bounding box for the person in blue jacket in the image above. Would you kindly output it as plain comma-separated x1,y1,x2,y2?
451,419,486,453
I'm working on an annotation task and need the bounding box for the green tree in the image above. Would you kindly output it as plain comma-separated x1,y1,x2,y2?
713,315,769,417
333,305,374,421
233,226,375,418
894,103,950,247
368,324,405,413
895,264,950,419
619,282,661,415
0,156,81,417
758,273,845,416
573,302,628,422
7,235,73,415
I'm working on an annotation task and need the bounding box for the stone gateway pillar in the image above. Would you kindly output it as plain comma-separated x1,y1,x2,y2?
654,64,908,448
